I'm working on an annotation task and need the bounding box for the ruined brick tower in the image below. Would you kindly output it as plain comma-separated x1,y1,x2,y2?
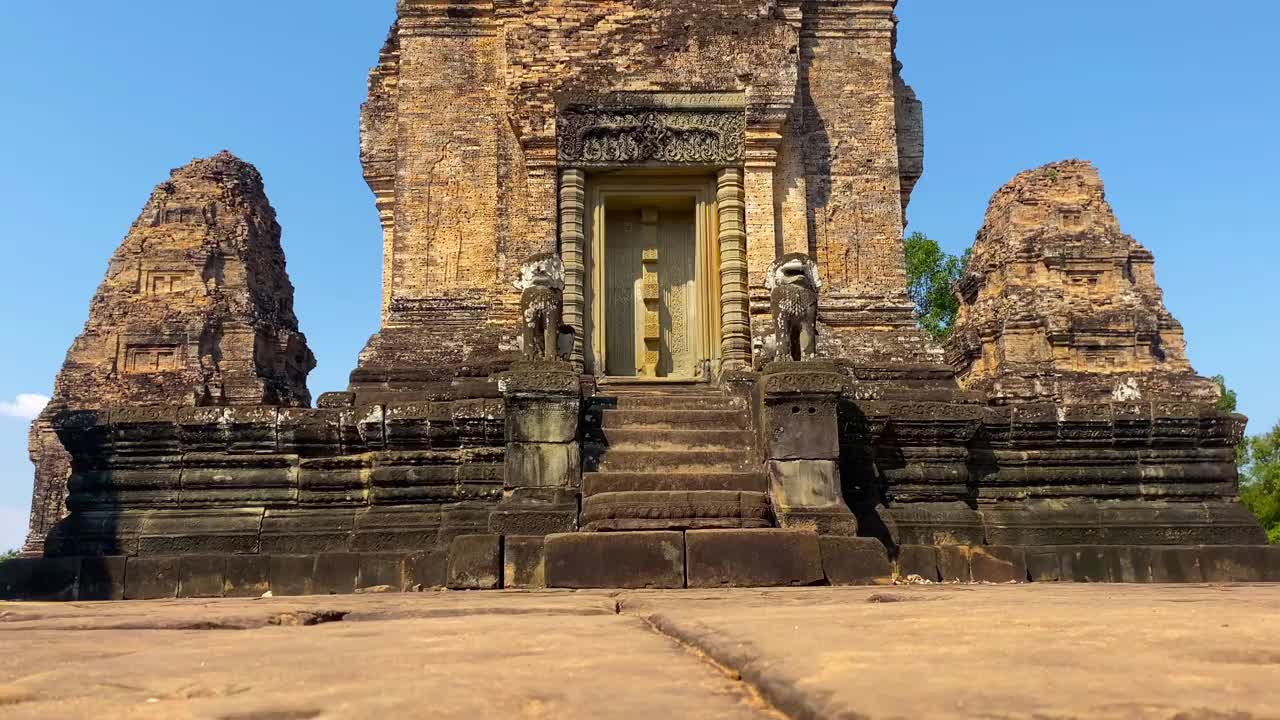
7,1,1272,600
23,152,315,554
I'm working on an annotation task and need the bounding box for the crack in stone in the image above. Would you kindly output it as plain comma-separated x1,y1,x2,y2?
619,599,794,720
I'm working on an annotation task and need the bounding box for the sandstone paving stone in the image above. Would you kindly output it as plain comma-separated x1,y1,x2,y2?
0,593,772,720
621,584,1280,719
2,586,1278,719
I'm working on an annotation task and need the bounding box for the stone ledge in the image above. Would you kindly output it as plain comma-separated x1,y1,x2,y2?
2,543,1277,600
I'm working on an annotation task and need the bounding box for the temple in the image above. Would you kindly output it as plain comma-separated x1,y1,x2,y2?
6,0,1274,600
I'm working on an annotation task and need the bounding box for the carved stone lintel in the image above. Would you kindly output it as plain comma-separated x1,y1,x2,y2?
558,109,745,167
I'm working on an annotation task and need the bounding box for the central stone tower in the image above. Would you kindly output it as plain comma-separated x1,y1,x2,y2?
352,0,929,396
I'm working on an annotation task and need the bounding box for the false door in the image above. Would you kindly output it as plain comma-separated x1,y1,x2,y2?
601,199,700,378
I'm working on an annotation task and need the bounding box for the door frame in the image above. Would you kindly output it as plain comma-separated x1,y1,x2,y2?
585,175,721,380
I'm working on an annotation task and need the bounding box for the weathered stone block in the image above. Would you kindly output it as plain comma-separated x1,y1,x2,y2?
0,557,80,601
762,396,840,460
178,556,227,598
1148,547,1205,583
687,529,823,588
896,545,941,582
504,536,547,589
260,509,355,554
439,503,496,546
358,553,405,591
1201,546,1269,583
489,507,578,536
505,396,579,443
298,456,369,505
79,556,127,600
1058,546,1111,583
138,509,264,555
768,460,845,513
312,553,360,595
224,555,271,598
887,503,985,546
447,535,503,590
353,506,442,552
179,453,297,505
505,442,580,488
489,487,579,536
1114,546,1154,583
971,546,1027,584
44,510,144,558
269,555,315,597
124,556,180,600
937,545,973,583
545,532,685,589
820,536,893,586
404,550,448,590
981,503,1107,547
1025,549,1063,582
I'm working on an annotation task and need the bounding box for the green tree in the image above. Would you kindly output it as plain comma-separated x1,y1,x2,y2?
1240,421,1280,544
0,549,18,565
1212,375,1238,413
904,232,969,341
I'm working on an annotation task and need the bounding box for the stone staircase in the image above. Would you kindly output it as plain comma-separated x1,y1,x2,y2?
581,385,774,531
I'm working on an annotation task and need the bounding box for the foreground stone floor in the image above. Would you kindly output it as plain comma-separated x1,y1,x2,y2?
1,585,1277,719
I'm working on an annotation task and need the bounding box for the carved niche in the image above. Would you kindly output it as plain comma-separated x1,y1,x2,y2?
557,100,746,167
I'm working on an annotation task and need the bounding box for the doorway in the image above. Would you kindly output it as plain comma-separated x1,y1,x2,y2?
587,178,719,380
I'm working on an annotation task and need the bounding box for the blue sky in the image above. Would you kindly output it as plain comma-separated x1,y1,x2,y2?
0,2,1276,551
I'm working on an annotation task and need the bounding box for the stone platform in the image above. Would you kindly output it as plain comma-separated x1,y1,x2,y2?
5,534,1278,600
2,585,1277,719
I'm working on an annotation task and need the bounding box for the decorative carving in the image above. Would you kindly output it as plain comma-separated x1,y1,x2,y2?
125,344,182,373
764,253,821,363
558,109,745,167
514,253,572,361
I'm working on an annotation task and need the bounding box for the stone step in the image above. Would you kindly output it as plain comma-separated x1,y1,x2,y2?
581,490,773,532
595,428,754,452
600,409,749,430
609,394,744,411
583,472,768,496
585,448,760,473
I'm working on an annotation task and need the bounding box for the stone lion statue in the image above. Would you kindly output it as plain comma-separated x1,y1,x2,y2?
765,253,821,362
514,253,571,361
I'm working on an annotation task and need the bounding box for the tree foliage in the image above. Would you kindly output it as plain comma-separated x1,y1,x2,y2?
904,232,969,341
1240,421,1280,544
0,549,18,565
1212,375,1238,413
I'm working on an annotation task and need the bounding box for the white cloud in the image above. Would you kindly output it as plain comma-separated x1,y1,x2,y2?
0,394,50,421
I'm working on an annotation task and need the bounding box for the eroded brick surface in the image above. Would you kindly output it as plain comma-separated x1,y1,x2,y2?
24,153,314,553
